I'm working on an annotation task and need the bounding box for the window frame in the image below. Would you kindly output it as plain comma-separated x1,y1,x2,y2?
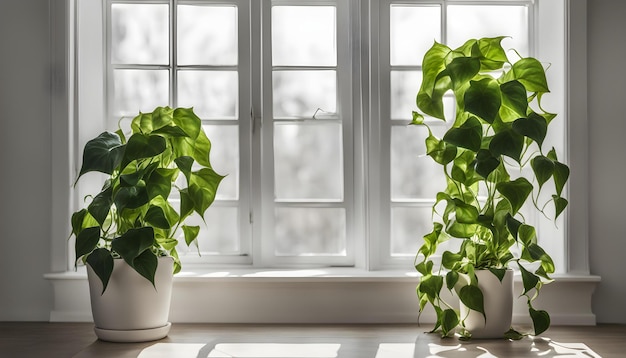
54,0,583,274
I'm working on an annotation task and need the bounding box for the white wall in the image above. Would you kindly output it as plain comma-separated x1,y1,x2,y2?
0,0,53,320
1,0,626,323
587,0,626,323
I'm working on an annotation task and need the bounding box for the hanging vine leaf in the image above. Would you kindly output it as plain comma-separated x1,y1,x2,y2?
459,285,486,321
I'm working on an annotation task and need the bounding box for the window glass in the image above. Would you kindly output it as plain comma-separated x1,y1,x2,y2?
112,69,169,116
177,70,238,119
111,4,169,65
272,70,337,118
272,6,336,66
447,5,529,56
274,123,343,201
390,5,441,66
177,5,238,66
275,207,346,256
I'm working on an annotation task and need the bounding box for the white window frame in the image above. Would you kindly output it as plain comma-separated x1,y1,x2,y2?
257,0,358,267
48,0,596,325
56,0,583,272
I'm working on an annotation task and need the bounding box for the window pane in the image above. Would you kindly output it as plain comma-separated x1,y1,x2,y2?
391,70,421,120
112,69,169,116
177,208,240,256
391,71,457,121
177,70,238,119
391,125,446,200
177,5,237,66
203,125,239,200
274,123,343,201
391,207,432,256
390,5,441,66
275,207,346,256
273,70,336,118
111,4,168,65
447,5,529,56
272,6,336,66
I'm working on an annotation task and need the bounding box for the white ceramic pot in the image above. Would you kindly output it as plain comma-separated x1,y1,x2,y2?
459,269,513,339
87,256,174,342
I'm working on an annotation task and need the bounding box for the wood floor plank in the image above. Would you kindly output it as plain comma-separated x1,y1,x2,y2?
1,323,625,358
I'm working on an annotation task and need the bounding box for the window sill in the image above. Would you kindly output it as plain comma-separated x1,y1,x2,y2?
45,269,600,325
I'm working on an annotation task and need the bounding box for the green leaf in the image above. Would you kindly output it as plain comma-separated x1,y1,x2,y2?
446,56,481,90
505,214,522,240
149,106,174,132
425,133,457,165
121,133,167,170
86,248,114,294
553,161,570,198
144,206,171,229
111,227,155,266
415,260,433,276
531,155,555,189
182,225,200,247
518,224,537,246
459,285,486,320
75,227,100,264
496,177,533,215
464,78,501,124
500,80,528,120
172,107,202,140
189,168,226,216
488,268,507,282
77,132,124,179
441,309,460,336
146,168,177,200
87,183,113,227
191,128,214,168
443,116,483,152
113,182,149,212
510,58,549,93
130,250,159,288
178,188,195,223
453,198,479,224
418,274,444,301
70,209,89,237
553,195,568,220
512,113,548,148
446,221,477,239
419,223,443,258
152,125,189,138
446,270,459,291
518,263,539,295
442,251,462,270
504,328,525,340
417,42,452,119
476,36,508,71
489,128,524,163
475,149,500,178
529,307,551,335
174,156,194,185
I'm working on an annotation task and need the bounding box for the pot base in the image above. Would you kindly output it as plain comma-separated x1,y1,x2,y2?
94,322,171,342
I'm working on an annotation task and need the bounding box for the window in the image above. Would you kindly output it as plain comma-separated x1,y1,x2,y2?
73,0,567,271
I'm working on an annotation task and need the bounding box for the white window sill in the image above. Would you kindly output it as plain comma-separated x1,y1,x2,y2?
45,266,600,283
45,268,599,325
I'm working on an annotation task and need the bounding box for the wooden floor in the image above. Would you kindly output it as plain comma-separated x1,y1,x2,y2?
1,323,625,358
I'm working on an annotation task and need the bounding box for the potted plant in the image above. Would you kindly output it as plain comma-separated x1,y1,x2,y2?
412,37,569,339
70,106,224,342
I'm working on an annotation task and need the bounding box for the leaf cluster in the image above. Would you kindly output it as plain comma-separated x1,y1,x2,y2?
71,106,224,293
412,37,569,338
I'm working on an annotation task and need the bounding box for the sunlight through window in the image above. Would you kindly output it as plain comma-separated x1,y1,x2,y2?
138,343,341,358
208,343,341,357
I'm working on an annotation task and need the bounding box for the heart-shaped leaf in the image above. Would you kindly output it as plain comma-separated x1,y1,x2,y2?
86,248,114,294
